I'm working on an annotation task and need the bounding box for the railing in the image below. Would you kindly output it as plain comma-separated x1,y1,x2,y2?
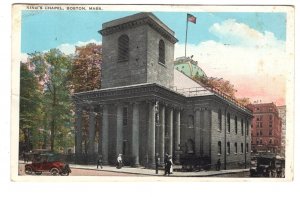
171,85,252,112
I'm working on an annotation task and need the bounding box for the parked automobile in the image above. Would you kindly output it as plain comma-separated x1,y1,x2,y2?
250,153,285,177
25,153,71,176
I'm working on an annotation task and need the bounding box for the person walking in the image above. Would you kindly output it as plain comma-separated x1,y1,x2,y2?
169,156,173,174
155,153,160,174
164,153,169,175
216,159,221,171
116,154,123,169
97,154,103,169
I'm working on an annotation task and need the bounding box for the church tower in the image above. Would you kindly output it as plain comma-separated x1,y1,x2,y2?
99,12,178,89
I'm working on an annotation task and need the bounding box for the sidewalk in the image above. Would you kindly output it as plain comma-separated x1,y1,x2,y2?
70,164,249,177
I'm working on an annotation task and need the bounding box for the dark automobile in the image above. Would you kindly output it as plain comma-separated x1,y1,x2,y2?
25,153,71,176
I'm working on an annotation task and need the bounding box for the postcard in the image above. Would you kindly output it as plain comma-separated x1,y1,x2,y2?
11,4,294,181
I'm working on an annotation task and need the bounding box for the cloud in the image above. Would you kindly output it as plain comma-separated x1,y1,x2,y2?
175,19,291,105
209,19,285,49
57,39,102,55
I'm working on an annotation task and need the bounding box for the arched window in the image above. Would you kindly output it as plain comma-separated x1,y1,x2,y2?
188,115,194,128
218,141,222,154
227,142,230,154
158,39,165,64
218,109,222,131
227,113,230,132
235,116,238,134
241,119,244,136
118,34,129,62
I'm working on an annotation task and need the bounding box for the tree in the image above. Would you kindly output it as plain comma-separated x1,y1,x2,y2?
19,62,43,151
29,49,73,151
70,43,102,93
193,75,250,106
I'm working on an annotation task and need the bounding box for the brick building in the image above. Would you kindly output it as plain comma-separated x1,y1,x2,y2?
73,12,252,169
248,103,282,154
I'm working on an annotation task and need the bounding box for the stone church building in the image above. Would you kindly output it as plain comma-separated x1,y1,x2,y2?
73,12,252,169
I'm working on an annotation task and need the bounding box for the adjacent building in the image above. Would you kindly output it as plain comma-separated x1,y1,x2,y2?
248,103,282,154
278,106,286,157
73,12,252,169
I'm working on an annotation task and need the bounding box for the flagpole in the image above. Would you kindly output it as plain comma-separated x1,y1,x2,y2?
185,14,189,57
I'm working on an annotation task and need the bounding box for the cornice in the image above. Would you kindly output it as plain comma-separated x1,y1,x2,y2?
99,17,178,44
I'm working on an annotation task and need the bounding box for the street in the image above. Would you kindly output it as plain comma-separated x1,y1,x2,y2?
18,163,142,176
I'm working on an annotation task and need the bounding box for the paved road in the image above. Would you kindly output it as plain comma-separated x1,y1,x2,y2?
18,163,141,176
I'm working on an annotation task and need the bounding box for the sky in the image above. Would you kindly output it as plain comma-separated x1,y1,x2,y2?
21,10,289,105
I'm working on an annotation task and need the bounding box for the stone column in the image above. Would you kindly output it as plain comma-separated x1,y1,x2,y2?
159,105,165,164
116,104,123,156
194,109,201,156
174,109,181,164
148,102,156,167
75,105,82,157
101,105,109,164
167,108,173,157
88,105,95,156
132,102,140,166
200,110,205,156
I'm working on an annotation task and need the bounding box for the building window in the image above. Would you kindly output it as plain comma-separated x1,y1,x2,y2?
234,142,237,154
227,113,230,132
269,139,273,144
269,130,273,136
123,107,128,126
158,39,165,65
260,139,263,144
256,132,259,136
218,141,222,154
235,116,238,134
246,143,249,153
227,142,230,154
260,130,263,136
241,143,244,153
118,34,129,62
188,115,194,128
218,109,222,131
241,119,244,136
269,115,273,120
260,122,263,128
246,121,249,136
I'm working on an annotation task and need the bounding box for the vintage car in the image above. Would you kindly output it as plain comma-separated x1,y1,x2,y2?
25,153,71,176
250,153,285,177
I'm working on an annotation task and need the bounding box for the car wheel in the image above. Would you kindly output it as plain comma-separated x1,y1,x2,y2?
35,171,42,175
50,168,59,176
25,166,33,175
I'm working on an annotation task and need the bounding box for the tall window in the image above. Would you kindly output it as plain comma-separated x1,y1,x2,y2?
246,120,249,136
235,116,238,134
118,34,129,62
123,107,128,126
234,142,238,154
218,109,222,131
218,141,222,154
227,113,230,132
227,142,230,154
241,143,244,153
246,143,249,153
241,119,244,136
188,115,194,128
158,39,165,64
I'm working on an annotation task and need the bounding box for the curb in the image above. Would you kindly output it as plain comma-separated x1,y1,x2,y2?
70,165,249,177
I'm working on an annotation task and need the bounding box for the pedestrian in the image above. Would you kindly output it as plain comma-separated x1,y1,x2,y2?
169,156,173,174
155,153,160,174
166,156,172,176
116,154,123,169
97,154,103,169
216,159,221,171
164,153,169,175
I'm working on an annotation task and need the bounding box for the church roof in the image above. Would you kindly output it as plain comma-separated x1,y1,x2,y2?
174,56,207,78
